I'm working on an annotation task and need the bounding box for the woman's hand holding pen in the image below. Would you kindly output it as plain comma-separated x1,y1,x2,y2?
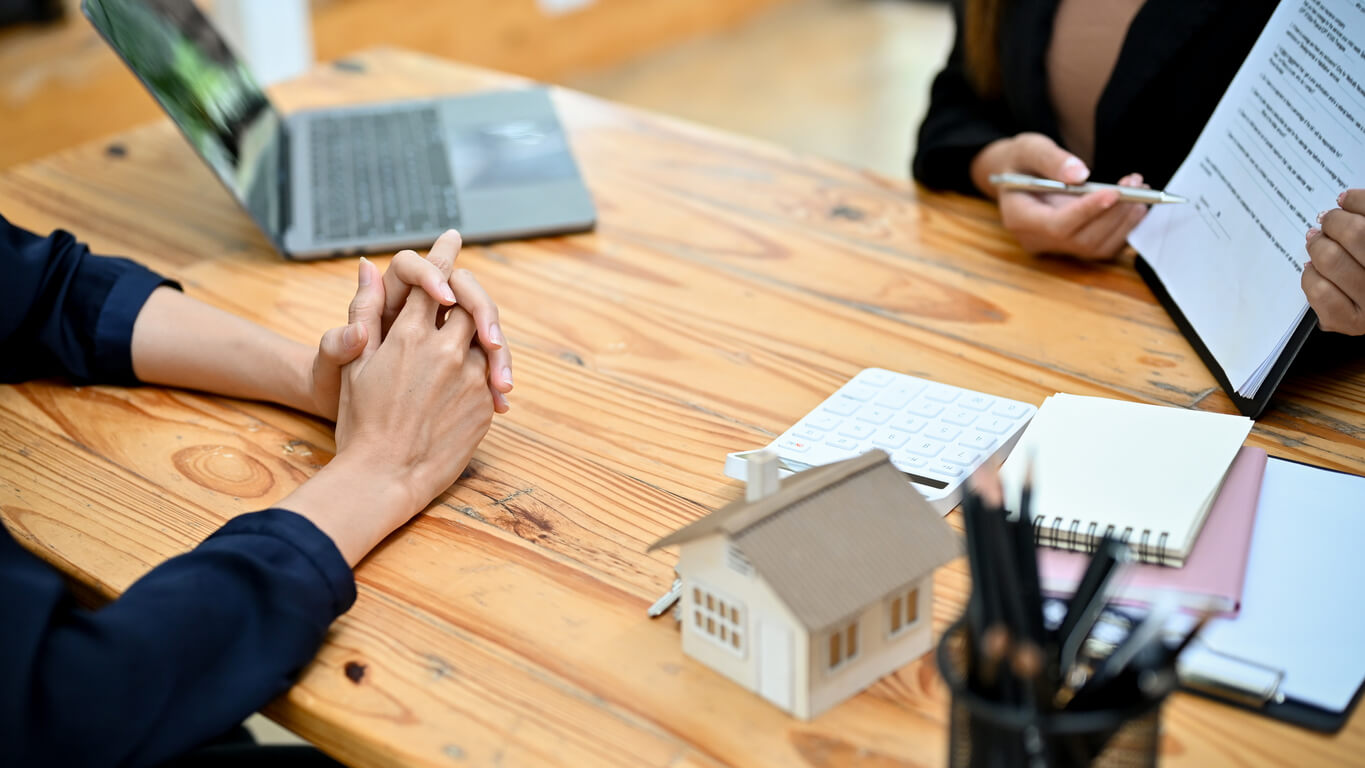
970,132,1150,260
1304,189,1365,335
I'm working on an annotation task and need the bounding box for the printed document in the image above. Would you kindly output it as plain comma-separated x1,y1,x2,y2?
1130,0,1365,397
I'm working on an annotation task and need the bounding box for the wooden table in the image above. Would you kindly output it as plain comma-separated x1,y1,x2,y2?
1,48,1361,767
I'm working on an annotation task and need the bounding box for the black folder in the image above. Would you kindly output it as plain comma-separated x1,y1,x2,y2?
1135,257,1319,419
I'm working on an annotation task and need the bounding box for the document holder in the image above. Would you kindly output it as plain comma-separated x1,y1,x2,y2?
1135,257,1318,419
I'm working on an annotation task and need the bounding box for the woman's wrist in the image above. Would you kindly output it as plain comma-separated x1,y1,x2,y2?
276,451,418,567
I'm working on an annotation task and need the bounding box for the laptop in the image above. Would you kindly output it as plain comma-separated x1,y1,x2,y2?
83,0,596,259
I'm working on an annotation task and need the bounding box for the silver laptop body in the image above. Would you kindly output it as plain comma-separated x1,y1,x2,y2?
84,0,596,259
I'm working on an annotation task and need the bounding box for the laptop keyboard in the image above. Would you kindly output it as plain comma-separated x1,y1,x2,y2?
309,108,459,241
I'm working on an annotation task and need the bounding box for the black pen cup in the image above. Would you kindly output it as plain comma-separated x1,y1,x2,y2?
936,619,1164,768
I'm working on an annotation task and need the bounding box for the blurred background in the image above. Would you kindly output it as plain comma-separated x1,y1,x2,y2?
0,0,952,179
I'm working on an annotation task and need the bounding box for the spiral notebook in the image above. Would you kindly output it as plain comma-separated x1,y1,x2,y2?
999,394,1252,566
1038,446,1266,614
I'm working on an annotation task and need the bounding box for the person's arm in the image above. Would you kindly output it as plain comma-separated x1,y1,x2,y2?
0,214,176,386
2,258,495,767
1,216,512,417
911,0,1013,197
1,507,358,768
130,234,513,419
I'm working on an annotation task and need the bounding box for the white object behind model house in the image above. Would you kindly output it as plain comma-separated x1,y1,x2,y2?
650,449,960,719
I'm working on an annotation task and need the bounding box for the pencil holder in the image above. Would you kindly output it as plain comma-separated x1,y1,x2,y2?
936,619,1164,768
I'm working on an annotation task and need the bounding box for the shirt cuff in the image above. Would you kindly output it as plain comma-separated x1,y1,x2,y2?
207,508,357,618
92,262,180,386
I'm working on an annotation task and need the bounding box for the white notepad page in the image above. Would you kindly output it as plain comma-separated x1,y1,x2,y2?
999,395,1252,564
1180,458,1365,712
1129,0,1365,397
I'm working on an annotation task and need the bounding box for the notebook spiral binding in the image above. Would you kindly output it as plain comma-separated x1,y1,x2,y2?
1032,516,1175,566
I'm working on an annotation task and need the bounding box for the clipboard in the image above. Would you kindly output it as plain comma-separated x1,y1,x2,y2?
1135,257,1318,419
1173,457,1365,732
1179,643,1365,733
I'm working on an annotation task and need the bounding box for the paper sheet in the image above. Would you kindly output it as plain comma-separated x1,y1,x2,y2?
1129,0,1365,396
1180,458,1365,712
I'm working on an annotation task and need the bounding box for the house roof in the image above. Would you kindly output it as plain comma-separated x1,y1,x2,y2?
649,451,961,631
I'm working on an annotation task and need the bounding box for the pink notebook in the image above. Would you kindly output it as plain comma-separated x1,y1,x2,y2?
1038,446,1267,617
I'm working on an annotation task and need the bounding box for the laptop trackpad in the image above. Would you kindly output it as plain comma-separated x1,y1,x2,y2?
451,119,579,191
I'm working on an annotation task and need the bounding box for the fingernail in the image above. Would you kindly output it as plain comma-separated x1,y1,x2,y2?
1102,192,1119,209
1318,210,1328,224
343,324,362,347
1063,157,1089,183
1341,191,1348,206
358,257,373,286
502,366,513,388
489,323,504,347
439,284,456,304
1307,228,1320,241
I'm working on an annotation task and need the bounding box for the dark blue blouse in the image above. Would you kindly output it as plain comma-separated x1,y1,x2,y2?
0,215,355,767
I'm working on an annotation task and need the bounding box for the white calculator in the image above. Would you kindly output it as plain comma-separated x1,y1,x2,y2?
724,368,1037,515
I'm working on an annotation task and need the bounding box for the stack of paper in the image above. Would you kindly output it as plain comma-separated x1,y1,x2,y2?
1037,446,1266,615
999,394,1252,566
1128,0,1365,400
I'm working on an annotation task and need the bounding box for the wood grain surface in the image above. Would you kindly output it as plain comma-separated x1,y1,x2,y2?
1,48,1362,767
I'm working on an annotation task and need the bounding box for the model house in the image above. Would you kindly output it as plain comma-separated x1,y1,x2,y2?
649,449,960,719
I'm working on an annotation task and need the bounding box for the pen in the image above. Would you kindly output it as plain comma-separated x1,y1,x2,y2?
1055,538,1132,686
990,172,1188,205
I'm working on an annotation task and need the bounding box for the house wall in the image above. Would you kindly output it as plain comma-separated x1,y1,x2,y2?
805,574,936,719
676,535,808,714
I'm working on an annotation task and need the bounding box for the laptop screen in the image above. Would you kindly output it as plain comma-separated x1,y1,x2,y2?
84,0,287,241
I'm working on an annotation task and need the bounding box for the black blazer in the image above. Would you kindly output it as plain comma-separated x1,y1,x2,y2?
913,0,1279,196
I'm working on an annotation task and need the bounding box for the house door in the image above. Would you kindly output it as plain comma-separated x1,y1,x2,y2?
756,618,793,710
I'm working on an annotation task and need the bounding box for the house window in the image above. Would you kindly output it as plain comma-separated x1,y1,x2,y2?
692,582,744,656
827,618,860,670
888,587,920,636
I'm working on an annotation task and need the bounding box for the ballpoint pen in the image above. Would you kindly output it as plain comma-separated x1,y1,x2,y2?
990,172,1188,204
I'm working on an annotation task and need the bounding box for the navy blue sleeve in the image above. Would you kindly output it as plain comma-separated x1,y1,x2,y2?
0,508,356,768
0,213,179,385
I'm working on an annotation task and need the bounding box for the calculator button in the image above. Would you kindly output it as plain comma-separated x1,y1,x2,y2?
804,413,841,431
904,438,947,458
978,417,1015,435
942,409,978,427
993,402,1032,420
926,424,961,443
871,429,911,450
982,417,1015,436
777,438,811,453
925,386,960,404
793,425,827,442
822,397,860,417
960,432,997,451
839,422,876,440
890,414,927,434
856,405,893,425
841,384,878,402
960,394,995,411
907,401,944,419
927,462,965,479
891,452,929,471
826,435,862,452
860,370,894,388
943,448,982,467
875,390,914,409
